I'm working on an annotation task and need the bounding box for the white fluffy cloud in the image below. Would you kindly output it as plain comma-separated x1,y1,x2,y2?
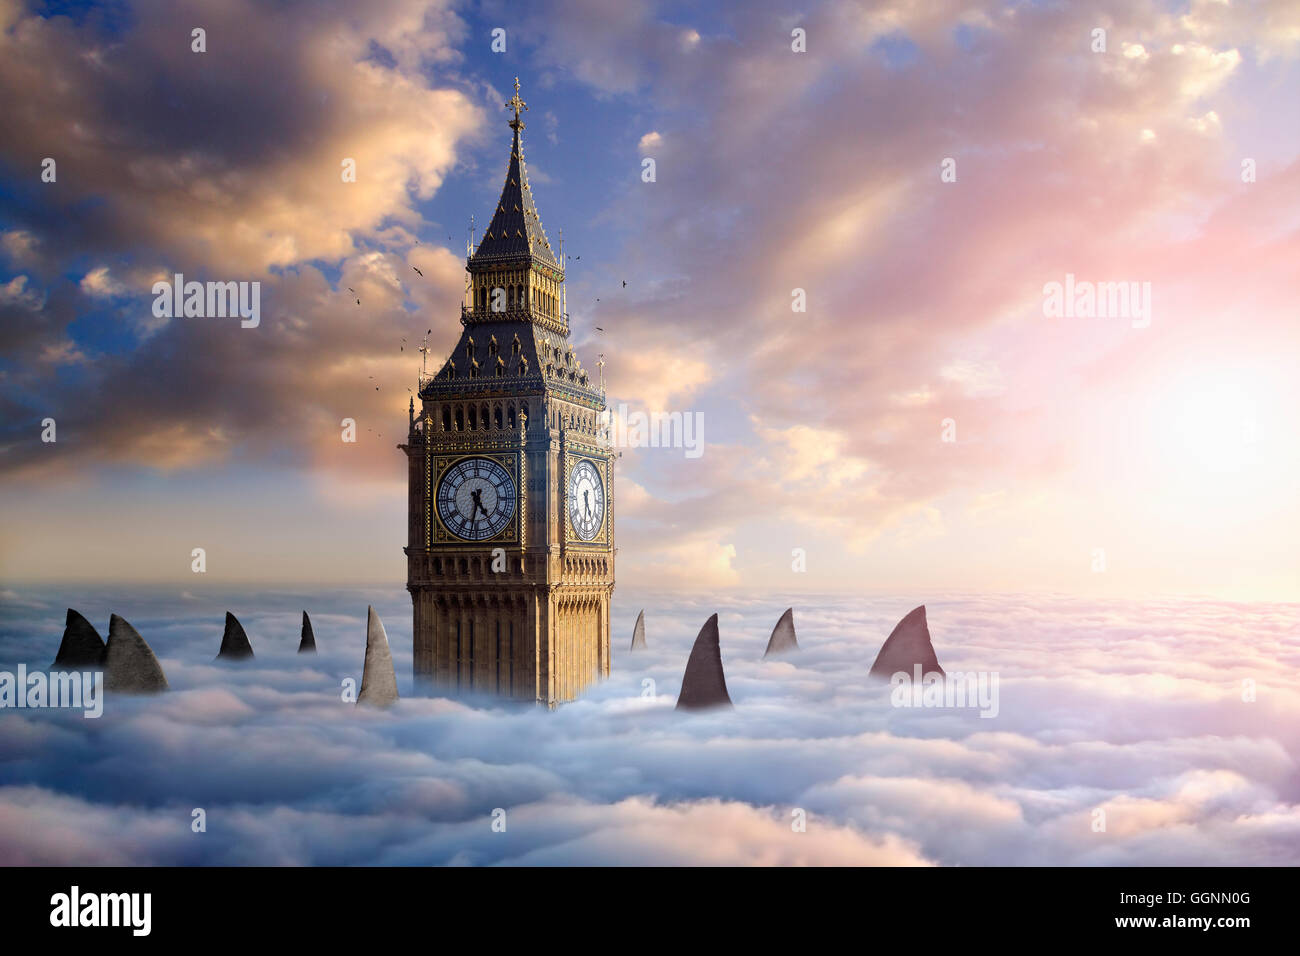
0,586,1296,864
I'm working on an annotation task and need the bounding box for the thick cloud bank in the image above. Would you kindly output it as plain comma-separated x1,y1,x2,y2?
1,587,1298,865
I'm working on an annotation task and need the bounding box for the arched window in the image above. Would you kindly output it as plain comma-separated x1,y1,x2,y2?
512,335,521,355
488,336,497,356
494,405,503,427
468,406,477,429
508,405,516,429
455,407,463,431
442,407,451,431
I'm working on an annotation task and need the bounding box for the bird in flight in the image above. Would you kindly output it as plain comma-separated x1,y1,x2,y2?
412,266,423,277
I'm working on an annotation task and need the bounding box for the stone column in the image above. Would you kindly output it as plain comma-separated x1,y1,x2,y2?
559,597,568,701
475,598,488,694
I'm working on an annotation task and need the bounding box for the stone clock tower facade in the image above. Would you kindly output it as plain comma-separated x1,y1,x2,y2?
402,80,613,706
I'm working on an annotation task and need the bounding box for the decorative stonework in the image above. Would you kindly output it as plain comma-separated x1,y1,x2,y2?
402,80,613,706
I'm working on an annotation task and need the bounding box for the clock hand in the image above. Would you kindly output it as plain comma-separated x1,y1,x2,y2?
469,488,488,526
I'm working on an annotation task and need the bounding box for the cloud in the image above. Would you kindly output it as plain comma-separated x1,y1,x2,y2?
1,0,1298,595
0,275,43,311
79,266,126,299
514,0,1300,593
0,586,1297,864
0,0,481,480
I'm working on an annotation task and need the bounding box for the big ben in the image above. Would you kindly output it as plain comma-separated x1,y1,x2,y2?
401,79,614,706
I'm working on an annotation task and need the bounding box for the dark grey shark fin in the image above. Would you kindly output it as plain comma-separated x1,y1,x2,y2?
217,611,255,660
52,608,106,669
763,607,799,658
676,613,732,710
869,605,944,679
103,614,169,693
299,611,317,653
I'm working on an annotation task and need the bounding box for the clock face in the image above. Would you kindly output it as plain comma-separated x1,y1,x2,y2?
568,458,605,541
436,457,516,540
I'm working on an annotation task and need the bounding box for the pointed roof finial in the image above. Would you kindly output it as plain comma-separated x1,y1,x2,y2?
506,77,527,130
471,77,557,268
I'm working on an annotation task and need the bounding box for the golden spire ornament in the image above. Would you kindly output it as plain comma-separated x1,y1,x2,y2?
506,76,528,130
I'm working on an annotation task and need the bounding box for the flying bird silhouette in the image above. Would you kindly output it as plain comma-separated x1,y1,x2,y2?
622,280,627,287
412,266,423,277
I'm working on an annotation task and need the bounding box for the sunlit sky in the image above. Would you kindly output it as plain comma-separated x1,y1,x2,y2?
1,0,1298,600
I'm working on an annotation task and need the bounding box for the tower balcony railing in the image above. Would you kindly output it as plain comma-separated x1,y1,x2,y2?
461,304,568,333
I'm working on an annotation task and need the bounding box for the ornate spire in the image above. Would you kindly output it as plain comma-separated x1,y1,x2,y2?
469,77,558,269
506,76,527,130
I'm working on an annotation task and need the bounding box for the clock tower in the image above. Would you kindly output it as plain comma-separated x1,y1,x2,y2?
402,79,614,706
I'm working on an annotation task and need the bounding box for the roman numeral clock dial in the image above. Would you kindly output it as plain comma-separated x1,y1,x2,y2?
568,458,605,541
436,457,516,541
